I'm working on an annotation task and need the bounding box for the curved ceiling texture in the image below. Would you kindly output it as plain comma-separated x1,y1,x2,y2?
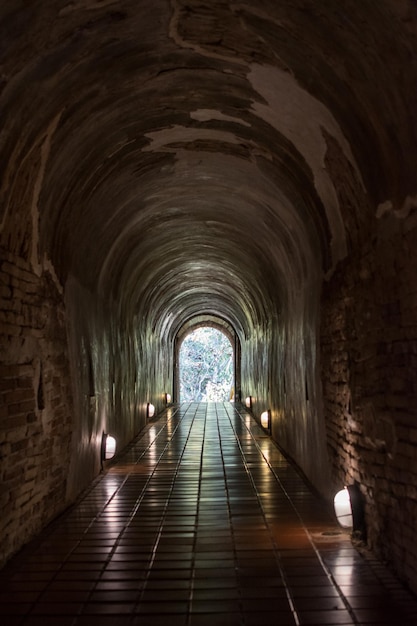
1,0,416,340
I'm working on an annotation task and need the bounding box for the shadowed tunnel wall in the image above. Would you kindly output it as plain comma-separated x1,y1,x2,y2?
1,0,417,595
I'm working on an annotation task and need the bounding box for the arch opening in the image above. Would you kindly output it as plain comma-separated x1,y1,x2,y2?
177,326,235,403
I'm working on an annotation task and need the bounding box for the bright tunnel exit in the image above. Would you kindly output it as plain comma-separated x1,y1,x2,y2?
179,327,234,402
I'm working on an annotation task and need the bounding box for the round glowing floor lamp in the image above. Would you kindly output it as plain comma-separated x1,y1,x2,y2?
101,432,117,469
260,410,271,431
334,487,353,528
334,484,366,539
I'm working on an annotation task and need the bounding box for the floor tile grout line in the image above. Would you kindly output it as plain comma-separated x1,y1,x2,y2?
223,402,301,626
18,417,180,625
7,401,417,625
133,403,200,619
62,404,193,625
185,403,208,626
231,402,361,625
215,402,247,626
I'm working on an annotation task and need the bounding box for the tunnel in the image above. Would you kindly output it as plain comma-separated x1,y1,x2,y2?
1,0,417,606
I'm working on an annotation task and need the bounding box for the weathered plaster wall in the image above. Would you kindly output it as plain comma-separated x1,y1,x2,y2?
0,256,173,566
0,249,73,565
321,154,417,589
65,275,173,502
240,277,330,496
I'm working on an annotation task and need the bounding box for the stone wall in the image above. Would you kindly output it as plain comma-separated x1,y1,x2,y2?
240,283,331,497
0,246,173,565
64,275,173,503
321,209,417,592
0,248,73,565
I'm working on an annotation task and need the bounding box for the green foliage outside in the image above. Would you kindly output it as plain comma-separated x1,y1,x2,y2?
179,327,234,402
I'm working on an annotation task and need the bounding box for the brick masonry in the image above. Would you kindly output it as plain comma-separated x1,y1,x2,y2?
0,248,73,566
321,209,417,592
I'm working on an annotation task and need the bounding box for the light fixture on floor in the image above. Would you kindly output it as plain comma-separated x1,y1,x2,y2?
147,402,155,418
260,409,271,430
334,487,353,528
101,432,116,465
245,396,253,409
334,484,366,539
165,393,172,404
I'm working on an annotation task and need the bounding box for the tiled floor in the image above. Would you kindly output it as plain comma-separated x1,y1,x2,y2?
1,403,417,625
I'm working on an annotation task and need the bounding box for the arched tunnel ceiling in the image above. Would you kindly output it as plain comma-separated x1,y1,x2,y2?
1,0,416,338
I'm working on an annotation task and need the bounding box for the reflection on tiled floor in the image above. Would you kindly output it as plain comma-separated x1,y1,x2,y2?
1,403,417,625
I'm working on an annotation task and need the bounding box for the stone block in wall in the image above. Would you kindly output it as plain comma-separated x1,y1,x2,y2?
0,249,74,566
409,428,417,445
321,219,417,593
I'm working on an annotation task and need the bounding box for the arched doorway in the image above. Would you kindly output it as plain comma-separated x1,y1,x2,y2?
179,327,234,401
174,315,241,403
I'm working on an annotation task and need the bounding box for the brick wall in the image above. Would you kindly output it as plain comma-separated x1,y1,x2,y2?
0,248,73,565
321,211,417,592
